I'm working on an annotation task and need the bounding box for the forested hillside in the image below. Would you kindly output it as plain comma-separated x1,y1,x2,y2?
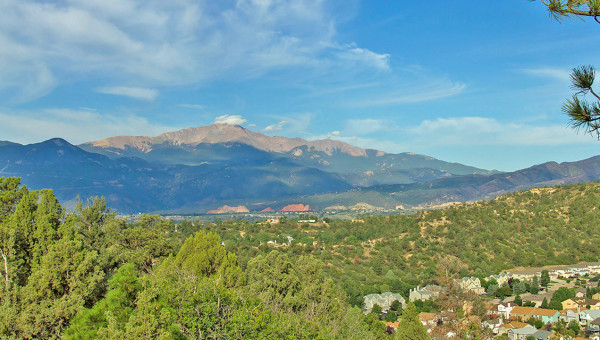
197,181,600,306
2,177,600,338
0,177,384,339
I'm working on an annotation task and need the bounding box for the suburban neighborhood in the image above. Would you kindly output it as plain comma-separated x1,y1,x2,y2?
365,262,600,339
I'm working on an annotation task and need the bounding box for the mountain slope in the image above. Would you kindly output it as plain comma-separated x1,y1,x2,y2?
299,155,600,210
79,124,493,180
0,139,352,213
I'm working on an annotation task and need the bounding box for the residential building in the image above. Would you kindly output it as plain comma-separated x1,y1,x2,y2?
510,306,536,321
507,324,537,340
456,276,485,294
489,302,516,319
581,310,600,326
409,285,441,302
487,272,512,286
559,309,579,323
530,329,553,339
531,308,560,325
589,317,600,334
594,292,600,301
563,297,600,310
363,292,406,313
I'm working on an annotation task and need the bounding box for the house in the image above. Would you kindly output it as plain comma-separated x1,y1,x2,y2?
563,297,600,310
531,308,560,325
559,309,579,323
483,318,503,334
580,310,600,325
530,329,553,339
589,317,600,334
363,292,406,313
487,272,513,286
510,306,536,321
409,285,442,302
498,321,529,337
507,324,537,340
594,292,600,301
489,302,516,319
456,276,485,294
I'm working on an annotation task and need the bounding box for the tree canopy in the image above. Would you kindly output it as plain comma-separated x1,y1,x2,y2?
531,0,600,23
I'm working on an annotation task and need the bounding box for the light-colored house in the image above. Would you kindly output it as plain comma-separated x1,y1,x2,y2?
498,321,529,337
487,272,513,286
409,285,441,302
581,310,600,325
489,302,516,320
588,317,600,334
559,309,579,323
483,317,503,334
530,329,553,339
507,324,537,340
531,308,560,325
363,292,406,313
563,297,600,310
594,292,600,301
456,276,485,294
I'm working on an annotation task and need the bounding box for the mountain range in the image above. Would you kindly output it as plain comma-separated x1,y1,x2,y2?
1,124,598,213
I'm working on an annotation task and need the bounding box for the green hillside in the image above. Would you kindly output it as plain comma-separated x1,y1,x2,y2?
203,181,600,303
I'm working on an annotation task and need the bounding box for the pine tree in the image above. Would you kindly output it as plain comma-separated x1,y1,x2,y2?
394,302,429,340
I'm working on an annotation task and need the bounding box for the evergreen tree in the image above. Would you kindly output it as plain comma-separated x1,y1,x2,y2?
541,270,551,288
514,295,523,306
394,302,429,340
530,275,540,294
541,297,549,309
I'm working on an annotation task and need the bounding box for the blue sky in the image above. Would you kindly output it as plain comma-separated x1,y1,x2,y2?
1,0,599,171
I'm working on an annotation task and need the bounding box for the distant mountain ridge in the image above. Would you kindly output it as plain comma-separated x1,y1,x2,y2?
79,124,494,183
295,155,600,211
4,125,598,214
80,124,369,157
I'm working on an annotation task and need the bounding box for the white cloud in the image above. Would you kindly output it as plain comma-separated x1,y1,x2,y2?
337,45,390,71
0,108,175,144
409,116,596,146
213,114,247,125
263,113,313,135
0,0,387,101
97,86,158,101
521,67,571,82
348,81,466,108
263,120,288,132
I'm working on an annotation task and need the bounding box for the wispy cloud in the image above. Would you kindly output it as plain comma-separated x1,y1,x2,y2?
409,116,596,146
347,81,466,108
263,113,313,136
336,44,391,71
0,108,175,144
213,114,247,126
263,120,288,132
521,67,571,82
97,86,158,101
0,0,387,101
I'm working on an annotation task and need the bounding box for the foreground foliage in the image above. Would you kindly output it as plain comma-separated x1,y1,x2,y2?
0,177,383,339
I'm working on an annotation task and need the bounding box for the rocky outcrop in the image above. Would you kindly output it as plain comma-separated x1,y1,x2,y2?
279,204,310,212
260,207,275,212
207,205,250,214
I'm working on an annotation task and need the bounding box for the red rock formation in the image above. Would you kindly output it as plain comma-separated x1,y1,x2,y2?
207,205,250,214
279,204,310,212
260,207,275,212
